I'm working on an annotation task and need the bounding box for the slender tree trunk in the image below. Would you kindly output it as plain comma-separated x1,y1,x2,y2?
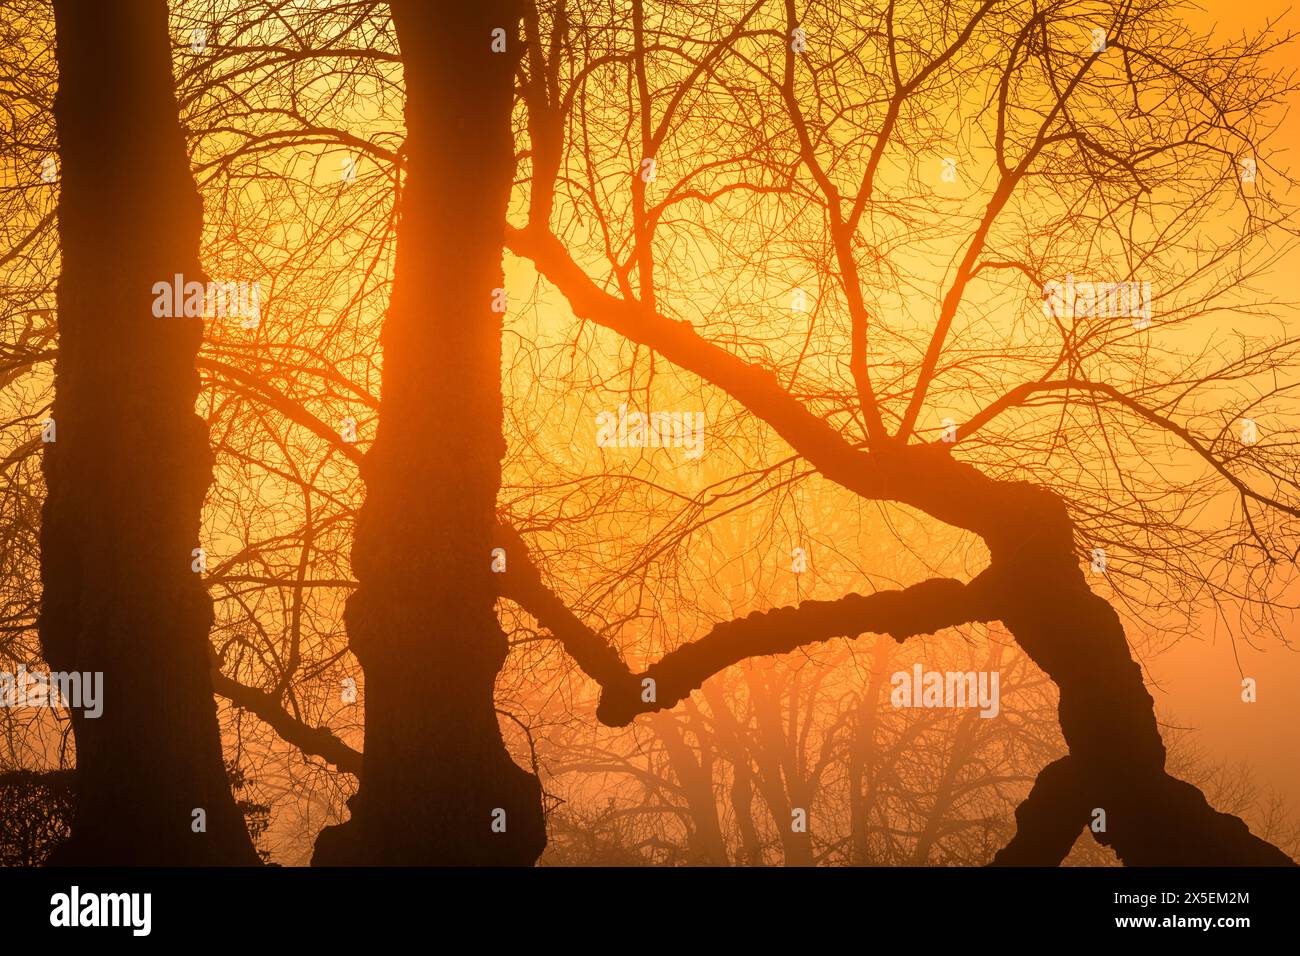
729,760,765,866
41,0,258,865
312,0,545,865
652,711,728,865
848,638,892,865
745,671,813,866
701,682,766,865
909,709,979,865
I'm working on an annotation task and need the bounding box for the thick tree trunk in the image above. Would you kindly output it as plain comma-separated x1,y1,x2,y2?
880,447,1293,866
41,0,259,865
311,0,545,866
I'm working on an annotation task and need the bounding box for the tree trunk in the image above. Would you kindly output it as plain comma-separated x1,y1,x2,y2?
848,638,892,865
311,0,545,865
745,669,814,866
880,447,1293,866
651,711,728,865
41,0,259,865
701,682,765,865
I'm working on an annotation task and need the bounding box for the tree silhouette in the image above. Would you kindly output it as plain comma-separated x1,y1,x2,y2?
1,0,1296,868
312,0,547,865
502,0,1299,865
38,0,258,864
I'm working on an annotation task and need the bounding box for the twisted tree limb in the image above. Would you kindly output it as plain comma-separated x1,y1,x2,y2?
506,223,1295,866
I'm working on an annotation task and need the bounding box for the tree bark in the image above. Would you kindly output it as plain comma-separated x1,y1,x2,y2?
41,0,259,865
311,0,545,865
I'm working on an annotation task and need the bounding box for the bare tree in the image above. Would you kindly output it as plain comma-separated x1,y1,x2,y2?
3,0,1296,868
504,0,1299,865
